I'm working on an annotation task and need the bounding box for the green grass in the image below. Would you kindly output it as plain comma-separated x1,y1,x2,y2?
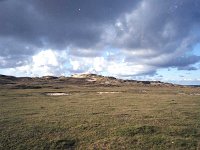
0,85,200,149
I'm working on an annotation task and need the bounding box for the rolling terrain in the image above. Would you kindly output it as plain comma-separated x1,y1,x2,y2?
0,74,200,149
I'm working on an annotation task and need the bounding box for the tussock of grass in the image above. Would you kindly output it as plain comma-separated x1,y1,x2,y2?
168,127,200,138
51,138,77,150
118,125,159,137
174,139,198,149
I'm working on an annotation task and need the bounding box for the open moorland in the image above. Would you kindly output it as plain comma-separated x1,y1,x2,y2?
0,74,200,149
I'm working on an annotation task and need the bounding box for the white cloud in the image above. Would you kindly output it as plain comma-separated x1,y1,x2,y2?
68,53,155,77
107,61,155,77
32,49,59,67
69,60,81,71
0,49,68,77
69,56,107,73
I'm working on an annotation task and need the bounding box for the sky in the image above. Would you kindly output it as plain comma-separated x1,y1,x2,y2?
0,0,200,85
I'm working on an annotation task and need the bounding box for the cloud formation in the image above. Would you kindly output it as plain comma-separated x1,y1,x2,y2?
0,0,200,79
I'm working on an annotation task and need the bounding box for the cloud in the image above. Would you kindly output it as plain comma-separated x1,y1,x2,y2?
3,50,68,77
0,0,200,78
106,0,200,69
111,1,200,77
69,56,107,74
178,66,198,71
0,0,139,50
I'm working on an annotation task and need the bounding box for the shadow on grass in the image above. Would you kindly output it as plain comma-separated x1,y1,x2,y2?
168,127,200,138
51,138,77,150
117,125,159,137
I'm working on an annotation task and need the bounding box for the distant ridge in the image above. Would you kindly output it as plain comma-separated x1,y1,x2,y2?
0,73,180,89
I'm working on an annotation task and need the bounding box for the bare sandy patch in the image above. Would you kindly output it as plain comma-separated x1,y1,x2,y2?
190,93,200,96
97,92,121,94
178,92,200,96
46,93,70,96
178,92,187,95
86,78,97,82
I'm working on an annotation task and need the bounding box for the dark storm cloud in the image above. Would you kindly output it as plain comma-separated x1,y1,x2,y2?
0,55,30,68
32,0,139,23
163,55,200,68
68,49,102,58
0,0,200,75
113,0,200,50
178,66,198,71
0,0,139,50
0,0,140,68
110,0,200,70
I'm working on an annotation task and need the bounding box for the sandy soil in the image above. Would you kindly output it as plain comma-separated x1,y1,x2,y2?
46,93,70,96
97,92,121,94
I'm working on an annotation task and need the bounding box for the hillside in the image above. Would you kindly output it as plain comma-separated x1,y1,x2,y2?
0,73,176,89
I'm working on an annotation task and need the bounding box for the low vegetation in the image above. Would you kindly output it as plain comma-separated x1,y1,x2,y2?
0,74,200,149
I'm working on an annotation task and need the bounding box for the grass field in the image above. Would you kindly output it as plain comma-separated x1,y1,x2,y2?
0,85,200,149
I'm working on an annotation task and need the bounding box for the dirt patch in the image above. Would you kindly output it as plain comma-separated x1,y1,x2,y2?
178,92,200,96
178,92,187,95
97,92,121,94
190,93,200,96
46,92,70,96
86,78,97,82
